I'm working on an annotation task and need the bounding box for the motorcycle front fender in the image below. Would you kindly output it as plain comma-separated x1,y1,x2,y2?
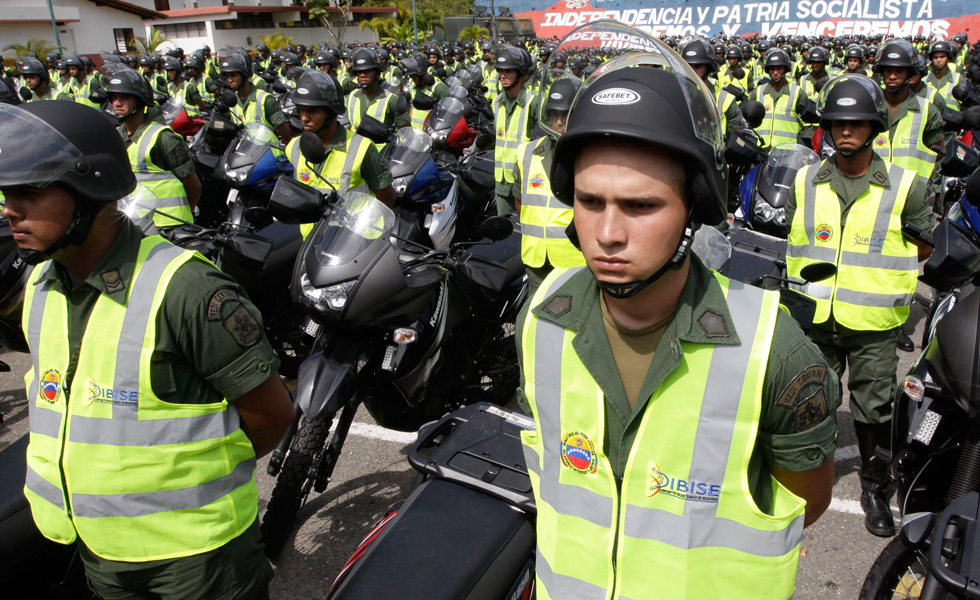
295,352,356,420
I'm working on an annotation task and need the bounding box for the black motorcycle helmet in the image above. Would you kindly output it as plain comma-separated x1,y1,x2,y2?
281,52,301,68
220,53,253,78
184,55,204,73
845,44,865,62
929,40,954,59
0,77,20,105
764,48,792,70
725,45,744,60
162,56,182,75
0,102,136,264
540,75,580,140
104,67,154,107
400,57,426,78
16,57,49,82
548,23,725,298
875,39,916,69
314,50,338,68
679,36,718,77
256,41,269,53
806,46,830,64
349,48,381,73
294,70,345,116
818,75,888,157
494,46,532,77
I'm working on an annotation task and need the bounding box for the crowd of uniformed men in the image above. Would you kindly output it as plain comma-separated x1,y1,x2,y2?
0,22,976,599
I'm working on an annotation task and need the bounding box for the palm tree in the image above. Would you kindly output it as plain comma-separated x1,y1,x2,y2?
458,25,490,41
260,29,294,50
2,37,65,59
134,29,170,53
359,17,395,41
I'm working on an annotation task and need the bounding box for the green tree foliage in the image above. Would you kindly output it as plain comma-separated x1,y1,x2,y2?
260,29,295,50
458,25,490,41
2,37,65,59
135,29,171,53
304,0,353,45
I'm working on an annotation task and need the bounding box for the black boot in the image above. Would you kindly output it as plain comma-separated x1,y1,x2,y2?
897,330,915,352
855,421,897,537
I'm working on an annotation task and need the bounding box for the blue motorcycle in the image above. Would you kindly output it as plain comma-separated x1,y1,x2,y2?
735,143,820,238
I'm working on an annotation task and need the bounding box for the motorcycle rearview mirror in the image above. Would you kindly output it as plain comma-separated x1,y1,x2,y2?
288,116,305,135
153,91,168,105
799,262,837,283
220,88,238,108
412,92,435,111
220,230,273,269
963,106,980,131
355,115,390,144
966,166,980,207
732,67,746,79
19,86,32,102
268,176,326,224
262,72,275,84
422,73,436,87
299,132,327,164
89,90,106,105
272,79,287,94
953,82,971,103
741,100,766,129
479,216,514,242
475,132,495,150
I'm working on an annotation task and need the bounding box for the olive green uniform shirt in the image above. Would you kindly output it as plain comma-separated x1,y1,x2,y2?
786,154,936,335
116,106,196,179
884,90,944,150
350,87,410,129
516,257,841,512
494,87,541,206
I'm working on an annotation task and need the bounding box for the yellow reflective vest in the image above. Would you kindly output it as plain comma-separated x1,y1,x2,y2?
786,161,919,330
872,95,937,188
493,90,536,184
22,236,258,561
516,138,584,269
750,83,803,147
286,130,371,239
926,70,961,113
346,89,397,150
521,267,804,600
126,122,194,229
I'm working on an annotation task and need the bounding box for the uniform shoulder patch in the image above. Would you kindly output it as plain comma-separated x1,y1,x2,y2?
208,288,240,321
222,305,261,347
542,295,572,318
873,171,888,184
817,168,831,180
776,364,828,408
101,269,126,295
697,309,729,338
792,388,830,433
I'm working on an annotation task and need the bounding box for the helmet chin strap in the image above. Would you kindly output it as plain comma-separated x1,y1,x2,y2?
565,213,697,300
830,129,876,160
18,200,102,266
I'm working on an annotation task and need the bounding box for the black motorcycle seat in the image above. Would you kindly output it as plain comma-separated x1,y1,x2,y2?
0,434,28,522
330,478,534,600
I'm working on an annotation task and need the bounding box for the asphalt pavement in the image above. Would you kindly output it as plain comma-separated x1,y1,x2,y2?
0,281,933,600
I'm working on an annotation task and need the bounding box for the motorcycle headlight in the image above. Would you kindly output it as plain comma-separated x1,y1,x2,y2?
301,274,354,311
392,175,411,195
226,165,250,184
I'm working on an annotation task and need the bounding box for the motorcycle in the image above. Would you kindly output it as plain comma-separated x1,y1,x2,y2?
258,173,527,558
734,142,820,237
324,402,536,600
860,170,980,599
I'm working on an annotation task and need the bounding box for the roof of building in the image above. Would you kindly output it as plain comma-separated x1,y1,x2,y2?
87,0,167,20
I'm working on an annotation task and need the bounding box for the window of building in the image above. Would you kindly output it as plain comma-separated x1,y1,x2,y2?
154,0,171,10
215,13,275,29
155,22,208,39
113,28,136,52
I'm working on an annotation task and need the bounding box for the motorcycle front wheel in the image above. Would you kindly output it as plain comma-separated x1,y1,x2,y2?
260,416,331,558
859,536,931,600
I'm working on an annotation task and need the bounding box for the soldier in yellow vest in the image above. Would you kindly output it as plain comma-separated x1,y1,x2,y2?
512,76,585,296
679,36,747,139
185,54,217,107
493,45,539,216
106,69,201,230
926,40,962,113
717,45,753,92
401,57,449,131
16,57,70,102
286,71,395,239
0,100,294,600
221,53,292,147
518,30,837,600
64,55,101,108
345,48,409,145
785,76,935,537
162,56,203,117
750,48,810,147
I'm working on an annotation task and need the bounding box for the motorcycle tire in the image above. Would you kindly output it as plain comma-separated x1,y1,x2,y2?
260,416,331,559
859,536,931,600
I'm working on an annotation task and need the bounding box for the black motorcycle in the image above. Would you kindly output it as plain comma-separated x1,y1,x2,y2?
258,167,527,557
324,402,536,600
860,173,980,599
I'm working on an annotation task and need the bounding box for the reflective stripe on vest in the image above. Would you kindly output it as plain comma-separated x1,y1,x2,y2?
126,123,193,229
494,92,534,183
752,83,801,147
872,95,937,188
22,237,257,561
716,89,736,133
196,77,215,103
927,70,960,112
517,139,584,269
171,81,199,116
520,267,803,600
786,162,919,330
232,89,276,144
347,90,396,150
287,131,371,239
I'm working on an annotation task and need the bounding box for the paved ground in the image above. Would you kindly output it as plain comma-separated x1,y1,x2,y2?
0,282,932,600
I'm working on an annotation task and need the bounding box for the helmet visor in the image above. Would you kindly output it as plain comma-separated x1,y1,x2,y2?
547,21,722,152
0,105,85,189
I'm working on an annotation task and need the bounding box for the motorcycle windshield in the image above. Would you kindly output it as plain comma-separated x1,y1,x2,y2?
759,144,820,208
160,97,184,123
225,125,274,170
692,225,732,271
119,183,161,234
314,193,395,267
427,97,465,134
447,84,469,101
388,128,433,175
